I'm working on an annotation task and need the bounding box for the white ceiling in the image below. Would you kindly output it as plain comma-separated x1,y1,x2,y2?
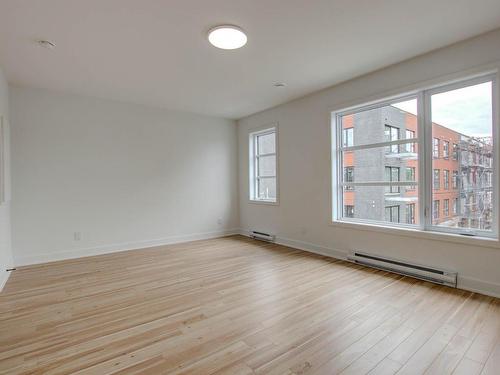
1,1,500,119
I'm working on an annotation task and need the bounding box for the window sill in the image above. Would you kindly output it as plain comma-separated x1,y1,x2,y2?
330,220,499,249
248,199,279,206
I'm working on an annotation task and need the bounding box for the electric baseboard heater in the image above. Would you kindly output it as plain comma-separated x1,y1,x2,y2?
250,231,275,242
347,251,457,288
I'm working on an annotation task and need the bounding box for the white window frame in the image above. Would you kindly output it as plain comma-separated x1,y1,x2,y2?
331,73,498,239
249,125,279,204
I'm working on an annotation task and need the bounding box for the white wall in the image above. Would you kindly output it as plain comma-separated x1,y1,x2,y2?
238,28,500,297
0,66,13,290
10,87,239,265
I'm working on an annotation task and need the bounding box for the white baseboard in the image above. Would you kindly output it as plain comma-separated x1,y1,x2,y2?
14,228,241,267
0,270,10,293
239,229,347,260
458,276,500,299
239,229,500,299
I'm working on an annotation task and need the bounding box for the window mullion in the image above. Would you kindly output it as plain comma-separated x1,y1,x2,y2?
421,90,432,231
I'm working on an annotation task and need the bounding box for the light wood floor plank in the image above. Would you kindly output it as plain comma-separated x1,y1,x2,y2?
0,235,499,375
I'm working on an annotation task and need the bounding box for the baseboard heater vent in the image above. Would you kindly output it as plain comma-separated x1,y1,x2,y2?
347,252,457,288
250,231,275,242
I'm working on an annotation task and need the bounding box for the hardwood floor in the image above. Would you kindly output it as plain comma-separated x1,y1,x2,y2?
1,235,499,375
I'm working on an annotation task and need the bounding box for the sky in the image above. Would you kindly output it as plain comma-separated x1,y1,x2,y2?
392,81,492,138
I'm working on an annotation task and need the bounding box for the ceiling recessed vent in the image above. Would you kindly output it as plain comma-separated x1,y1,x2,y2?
347,252,457,288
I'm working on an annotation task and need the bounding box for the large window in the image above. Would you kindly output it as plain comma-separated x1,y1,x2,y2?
333,74,496,238
249,127,277,202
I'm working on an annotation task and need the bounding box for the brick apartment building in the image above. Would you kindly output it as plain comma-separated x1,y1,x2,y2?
342,106,493,230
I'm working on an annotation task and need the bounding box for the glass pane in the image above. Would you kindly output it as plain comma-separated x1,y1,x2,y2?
258,178,276,200
340,98,418,148
343,143,418,184
342,185,419,225
257,132,276,154
258,155,276,177
431,81,493,231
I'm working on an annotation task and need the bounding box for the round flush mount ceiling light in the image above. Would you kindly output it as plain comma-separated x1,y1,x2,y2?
208,25,247,50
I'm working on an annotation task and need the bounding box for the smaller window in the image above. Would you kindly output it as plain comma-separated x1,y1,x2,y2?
433,138,440,159
385,125,400,154
433,169,440,190
433,200,440,221
443,199,449,217
344,205,354,218
385,166,400,193
343,128,354,148
443,170,449,190
453,198,459,215
452,143,458,160
406,203,416,224
406,167,416,191
452,171,459,189
443,141,450,159
405,130,416,153
385,205,400,223
344,167,354,191
249,127,277,202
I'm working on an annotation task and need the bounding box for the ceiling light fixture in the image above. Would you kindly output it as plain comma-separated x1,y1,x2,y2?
37,40,56,49
208,25,247,50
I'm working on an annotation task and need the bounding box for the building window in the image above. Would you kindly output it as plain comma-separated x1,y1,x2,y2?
452,171,459,189
433,200,440,221
332,74,496,237
344,205,354,218
452,143,458,160
385,206,400,223
385,166,400,193
406,167,416,191
453,198,459,215
385,125,400,153
406,204,416,224
405,130,416,152
343,128,354,147
433,138,440,158
443,141,449,159
443,199,449,217
344,167,354,190
249,127,277,202
433,169,440,190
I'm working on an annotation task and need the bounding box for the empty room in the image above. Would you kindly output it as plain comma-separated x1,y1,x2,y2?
1,1,500,374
